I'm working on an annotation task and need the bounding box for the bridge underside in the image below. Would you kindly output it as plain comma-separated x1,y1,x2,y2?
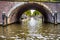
8,3,52,24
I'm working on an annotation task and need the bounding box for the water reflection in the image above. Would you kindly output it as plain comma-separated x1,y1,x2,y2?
28,17,38,34
0,17,60,40
28,17,38,27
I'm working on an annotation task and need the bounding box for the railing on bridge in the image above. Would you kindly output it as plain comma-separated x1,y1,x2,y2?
0,0,60,2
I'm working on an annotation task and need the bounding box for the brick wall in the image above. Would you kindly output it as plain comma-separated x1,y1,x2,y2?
0,1,60,24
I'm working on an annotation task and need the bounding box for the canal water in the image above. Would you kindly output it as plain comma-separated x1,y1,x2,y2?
0,17,60,40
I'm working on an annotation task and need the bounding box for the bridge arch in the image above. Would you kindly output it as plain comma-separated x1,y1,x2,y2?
8,3,52,24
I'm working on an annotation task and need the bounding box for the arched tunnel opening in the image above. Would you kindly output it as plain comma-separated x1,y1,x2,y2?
19,9,43,24
15,3,50,23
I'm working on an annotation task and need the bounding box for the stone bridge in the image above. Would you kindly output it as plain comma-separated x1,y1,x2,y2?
0,1,60,25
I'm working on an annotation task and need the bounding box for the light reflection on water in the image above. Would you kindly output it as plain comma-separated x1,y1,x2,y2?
0,17,60,40
28,17,38,34
28,17,38,27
